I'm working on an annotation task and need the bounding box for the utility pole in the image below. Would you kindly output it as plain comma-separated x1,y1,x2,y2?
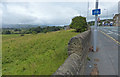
94,0,99,51
104,9,108,22
87,0,89,25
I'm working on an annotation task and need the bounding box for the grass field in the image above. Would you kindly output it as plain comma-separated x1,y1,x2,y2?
2,29,79,75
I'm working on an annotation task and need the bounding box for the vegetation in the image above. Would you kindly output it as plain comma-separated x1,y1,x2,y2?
70,16,88,32
2,30,11,34
2,29,79,75
2,26,64,34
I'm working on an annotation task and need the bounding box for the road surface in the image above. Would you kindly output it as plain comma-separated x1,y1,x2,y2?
98,26,119,43
86,26,119,75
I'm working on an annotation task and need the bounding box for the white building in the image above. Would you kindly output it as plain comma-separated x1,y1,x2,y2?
113,14,120,26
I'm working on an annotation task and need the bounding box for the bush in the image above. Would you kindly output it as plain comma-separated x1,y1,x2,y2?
69,16,88,32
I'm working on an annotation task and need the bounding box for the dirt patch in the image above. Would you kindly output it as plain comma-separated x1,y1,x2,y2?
89,46,99,52
90,64,99,76
89,46,94,52
94,58,100,62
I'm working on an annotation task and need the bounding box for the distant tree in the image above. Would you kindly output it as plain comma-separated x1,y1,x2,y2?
3,30,11,34
34,26,42,33
14,29,21,31
19,26,63,34
32,31,37,34
24,31,30,34
43,29,47,33
69,16,88,32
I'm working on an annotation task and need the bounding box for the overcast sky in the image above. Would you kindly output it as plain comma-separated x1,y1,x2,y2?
0,0,119,26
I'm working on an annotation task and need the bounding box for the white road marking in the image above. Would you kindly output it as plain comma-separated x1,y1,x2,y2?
107,33,113,34
103,29,120,36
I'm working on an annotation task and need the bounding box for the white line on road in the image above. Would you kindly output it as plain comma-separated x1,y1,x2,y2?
102,29,120,36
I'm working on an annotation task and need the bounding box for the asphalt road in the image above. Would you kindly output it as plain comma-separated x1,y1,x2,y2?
86,26,119,75
98,26,119,43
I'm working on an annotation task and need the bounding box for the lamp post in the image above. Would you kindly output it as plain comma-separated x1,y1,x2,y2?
104,9,108,22
87,0,89,26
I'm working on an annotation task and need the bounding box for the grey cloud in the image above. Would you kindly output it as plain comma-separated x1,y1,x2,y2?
1,2,119,26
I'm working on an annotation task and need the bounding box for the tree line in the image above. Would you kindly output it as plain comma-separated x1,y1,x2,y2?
2,16,88,35
2,26,64,34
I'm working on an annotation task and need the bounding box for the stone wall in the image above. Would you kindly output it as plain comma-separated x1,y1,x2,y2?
53,30,91,75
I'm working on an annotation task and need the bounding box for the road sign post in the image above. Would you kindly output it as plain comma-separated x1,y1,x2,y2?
92,0,100,52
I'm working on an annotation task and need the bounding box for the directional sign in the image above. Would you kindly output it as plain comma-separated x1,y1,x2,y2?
92,9,101,15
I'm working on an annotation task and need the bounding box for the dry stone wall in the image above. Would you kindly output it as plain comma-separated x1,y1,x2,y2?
53,30,91,75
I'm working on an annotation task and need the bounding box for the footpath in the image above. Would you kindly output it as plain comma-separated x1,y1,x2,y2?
85,28,118,76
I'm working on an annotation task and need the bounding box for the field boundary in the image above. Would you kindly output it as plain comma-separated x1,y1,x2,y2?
53,30,91,75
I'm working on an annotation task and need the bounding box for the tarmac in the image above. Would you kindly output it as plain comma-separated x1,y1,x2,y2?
85,27,118,76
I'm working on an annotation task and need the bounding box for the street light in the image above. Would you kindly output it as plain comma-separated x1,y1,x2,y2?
87,0,89,26
104,9,108,21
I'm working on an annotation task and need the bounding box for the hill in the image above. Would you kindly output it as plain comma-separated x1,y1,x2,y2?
2,24,47,28
2,29,79,75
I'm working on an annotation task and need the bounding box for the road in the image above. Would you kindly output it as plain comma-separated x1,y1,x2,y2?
86,26,119,75
98,26,119,43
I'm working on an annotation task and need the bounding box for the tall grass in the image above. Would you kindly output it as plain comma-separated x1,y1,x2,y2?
2,29,79,75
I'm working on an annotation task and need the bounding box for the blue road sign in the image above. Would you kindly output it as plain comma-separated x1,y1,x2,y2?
92,9,101,15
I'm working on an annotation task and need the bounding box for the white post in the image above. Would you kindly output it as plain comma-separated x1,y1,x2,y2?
94,0,98,51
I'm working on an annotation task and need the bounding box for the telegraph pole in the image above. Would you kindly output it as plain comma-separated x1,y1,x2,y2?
104,9,108,22
87,0,89,25
94,0,99,51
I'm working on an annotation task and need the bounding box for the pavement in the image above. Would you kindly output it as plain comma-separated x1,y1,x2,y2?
86,26,119,75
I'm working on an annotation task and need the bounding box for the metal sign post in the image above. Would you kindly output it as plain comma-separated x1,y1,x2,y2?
92,0,99,51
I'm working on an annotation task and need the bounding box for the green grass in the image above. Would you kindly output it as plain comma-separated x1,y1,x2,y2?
2,29,79,75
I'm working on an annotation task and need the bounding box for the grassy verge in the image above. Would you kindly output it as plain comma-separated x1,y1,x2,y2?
2,29,79,75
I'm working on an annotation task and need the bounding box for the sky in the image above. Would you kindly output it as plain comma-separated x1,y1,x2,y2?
0,0,119,26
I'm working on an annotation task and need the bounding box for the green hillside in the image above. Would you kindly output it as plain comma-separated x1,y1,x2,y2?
2,29,79,75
